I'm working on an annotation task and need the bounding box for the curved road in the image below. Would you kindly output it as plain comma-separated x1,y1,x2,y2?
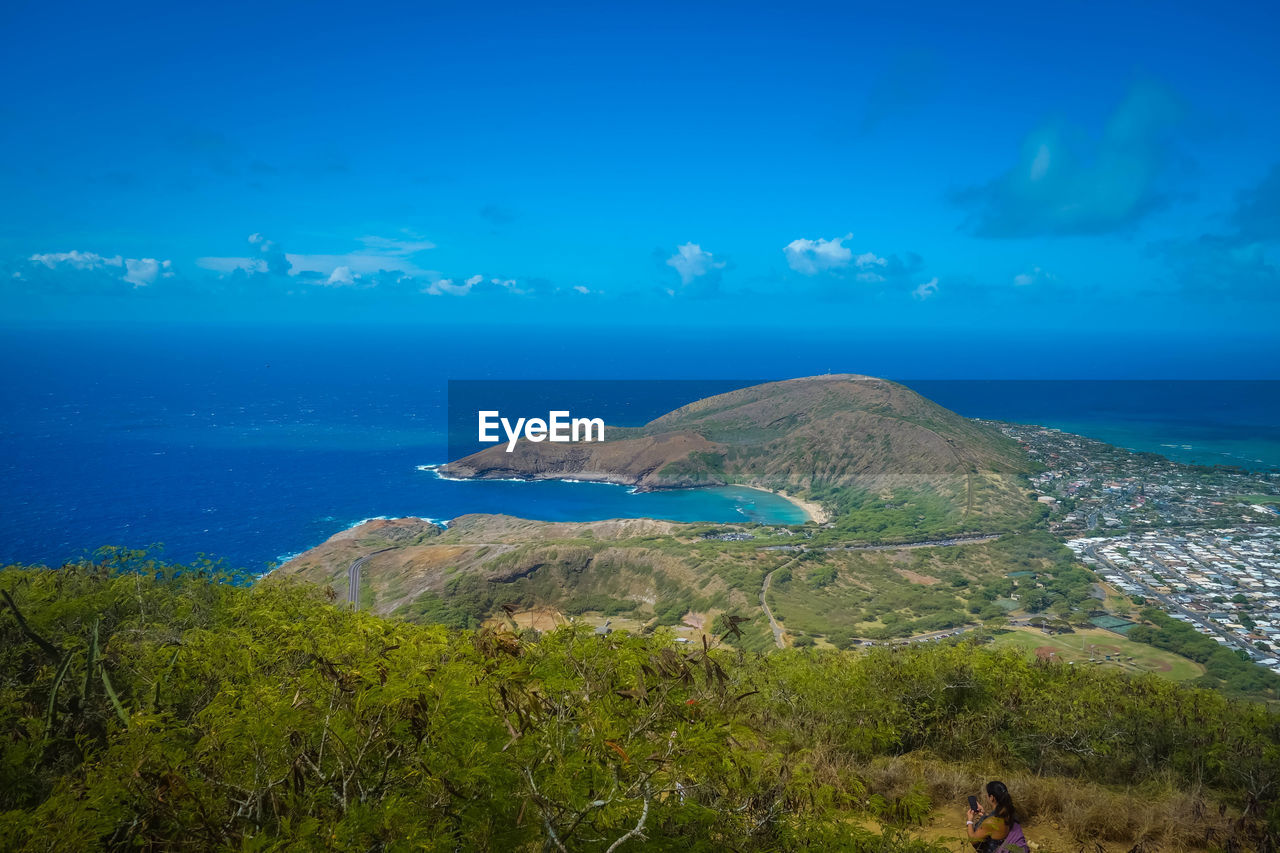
760,534,1003,554
760,569,786,648
347,548,395,610
346,530,1006,642
756,537,1025,650
819,533,1002,553
760,553,806,648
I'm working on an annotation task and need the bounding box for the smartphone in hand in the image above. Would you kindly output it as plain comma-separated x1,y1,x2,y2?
968,795,979,812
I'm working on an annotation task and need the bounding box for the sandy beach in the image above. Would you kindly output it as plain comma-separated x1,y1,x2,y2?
776,489,831,524
732,484,830,524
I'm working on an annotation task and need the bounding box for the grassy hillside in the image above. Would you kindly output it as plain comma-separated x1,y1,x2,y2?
991,627,1207,682
285,522,1091,642
3,554,1279,850
281,518,1280,704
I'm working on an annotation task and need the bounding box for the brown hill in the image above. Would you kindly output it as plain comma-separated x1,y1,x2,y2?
440,375,1035,531
274,514,703,619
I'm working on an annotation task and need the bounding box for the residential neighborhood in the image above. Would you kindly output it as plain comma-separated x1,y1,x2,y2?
984,421,1280,678
1066,526,1280,675
990,421,1280,534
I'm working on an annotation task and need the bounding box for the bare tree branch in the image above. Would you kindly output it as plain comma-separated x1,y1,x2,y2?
604,783,651,853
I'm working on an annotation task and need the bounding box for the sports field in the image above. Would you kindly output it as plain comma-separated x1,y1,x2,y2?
992,626,1205,682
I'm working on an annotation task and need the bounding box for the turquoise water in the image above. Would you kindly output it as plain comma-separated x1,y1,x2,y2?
910,381,1280,472
1020,419,1280,471
412,474,809,527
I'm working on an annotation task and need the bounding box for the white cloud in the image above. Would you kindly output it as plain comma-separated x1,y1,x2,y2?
357,233,436,255
123,258,173,287
489,277,531,295
853,251,890,281
1029,144,1052,182
326,265,358,286
286,252,431,277
200,231,437,281
249,233,292,275
419,274,528,297
423,277,473,296
955,80,1183,238
912,277,939,300
783,239,929,291
196,256,267,274
666,243,724,286
573,285,591,294
30,250,172,288
1013,265,1056,286
783,233,855,275
30,250,122,271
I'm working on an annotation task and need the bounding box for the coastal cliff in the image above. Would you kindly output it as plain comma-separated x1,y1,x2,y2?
439,430,722,489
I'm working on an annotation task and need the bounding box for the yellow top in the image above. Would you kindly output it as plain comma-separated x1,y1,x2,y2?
972,813,1009,849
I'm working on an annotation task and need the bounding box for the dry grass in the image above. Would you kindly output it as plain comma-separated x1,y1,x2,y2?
852,754,1244,851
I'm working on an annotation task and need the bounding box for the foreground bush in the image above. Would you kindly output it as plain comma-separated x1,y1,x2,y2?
1,552,1277,850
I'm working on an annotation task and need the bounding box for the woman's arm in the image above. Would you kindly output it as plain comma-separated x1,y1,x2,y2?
965,810,996,845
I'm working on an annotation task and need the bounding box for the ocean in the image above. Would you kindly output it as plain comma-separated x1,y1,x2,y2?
2,325,1277,571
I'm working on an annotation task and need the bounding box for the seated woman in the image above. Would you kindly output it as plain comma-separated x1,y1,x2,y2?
965,780,1019,852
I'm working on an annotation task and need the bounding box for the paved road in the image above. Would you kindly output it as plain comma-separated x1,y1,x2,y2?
759,551,809,649
760,569,786,648
347,548,395,610
761,533,1002,554
756,535,1006,649
819,533,1002,552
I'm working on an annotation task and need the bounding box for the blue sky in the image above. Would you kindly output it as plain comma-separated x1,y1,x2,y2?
2,0,1278,349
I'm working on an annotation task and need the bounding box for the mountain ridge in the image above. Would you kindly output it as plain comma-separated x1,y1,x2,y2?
440,375,1037,533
